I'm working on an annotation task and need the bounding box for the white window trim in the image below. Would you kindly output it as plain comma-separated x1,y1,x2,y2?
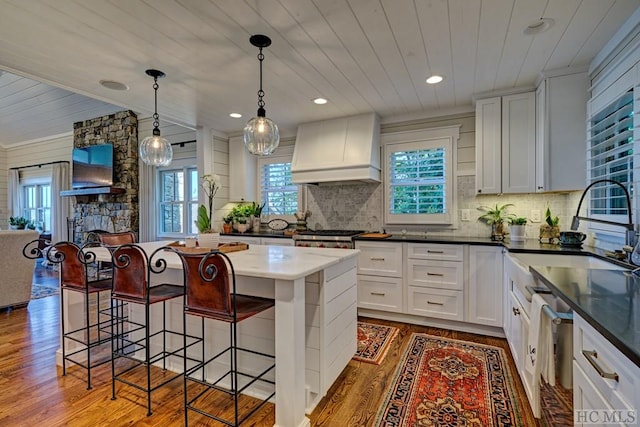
156,158,197,239
382,126,459,226
256,145,305,222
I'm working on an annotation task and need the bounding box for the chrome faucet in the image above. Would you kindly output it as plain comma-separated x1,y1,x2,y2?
571,179,635,246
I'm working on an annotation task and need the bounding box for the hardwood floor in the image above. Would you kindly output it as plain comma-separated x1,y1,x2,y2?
1,266,541,426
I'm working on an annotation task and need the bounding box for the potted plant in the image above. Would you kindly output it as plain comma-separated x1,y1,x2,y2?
508,217,528,242
222,213,234,234
194,174,221,248
539,205,560,243
248,201,265,232
477,204,514,240
8,216,31,230
235,216,248,233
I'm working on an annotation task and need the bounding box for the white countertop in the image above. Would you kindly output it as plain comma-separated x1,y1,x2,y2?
92,241,359,280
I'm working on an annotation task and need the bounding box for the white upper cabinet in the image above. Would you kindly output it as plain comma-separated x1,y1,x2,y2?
228,136,257,202
535,71,588,192
475,92,536,194
502,92,536,193
475,97,502,194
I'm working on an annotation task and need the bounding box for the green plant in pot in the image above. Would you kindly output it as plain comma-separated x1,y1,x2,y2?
508,217,528,242
477,204,514,240
539,205,560,243
8,216,31,230
194,174,221,249
222,213,234,234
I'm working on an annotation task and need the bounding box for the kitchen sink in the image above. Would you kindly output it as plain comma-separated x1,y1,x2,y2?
509,253,627,270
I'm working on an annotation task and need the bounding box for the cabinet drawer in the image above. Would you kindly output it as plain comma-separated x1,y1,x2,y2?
407,259,463,290
407,243,463,261
573,313,639,414
573,361,615,427
406,287,464,321
357,275,403,313
355,241,402,277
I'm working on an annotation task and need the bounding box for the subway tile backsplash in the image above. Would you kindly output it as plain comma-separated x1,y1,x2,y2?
306,175,580,240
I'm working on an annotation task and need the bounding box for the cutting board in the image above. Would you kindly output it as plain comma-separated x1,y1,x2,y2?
358,233,392,239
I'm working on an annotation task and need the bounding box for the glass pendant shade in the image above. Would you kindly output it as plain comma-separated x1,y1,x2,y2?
243,115,280,156
139,132,173,167
139,68,172,167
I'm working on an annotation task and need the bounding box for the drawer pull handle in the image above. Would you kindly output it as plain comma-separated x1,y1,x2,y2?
370,292,386,296
427,250,444,254
512,307,520,316
370,257,385,261
427,301,444,306
582,350,619,382
427,272,444,276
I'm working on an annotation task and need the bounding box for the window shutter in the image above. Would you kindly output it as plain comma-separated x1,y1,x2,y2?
389,148,446,214
587,89,634,215
260,162,298,215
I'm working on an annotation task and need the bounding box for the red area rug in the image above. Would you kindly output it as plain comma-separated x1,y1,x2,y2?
353,321,399,365
375,333,534,426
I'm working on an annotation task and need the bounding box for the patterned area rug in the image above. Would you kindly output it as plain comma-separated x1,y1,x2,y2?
31,284,59,300
375,333,534,426
353,321,399,365
541,381,573,426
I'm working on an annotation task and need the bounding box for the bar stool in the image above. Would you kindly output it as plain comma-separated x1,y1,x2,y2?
48,241,114,389
177,249,276,426
109,244,194,416
96,231,137,247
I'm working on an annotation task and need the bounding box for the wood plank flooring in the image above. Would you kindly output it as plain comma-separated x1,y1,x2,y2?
0,266,541,426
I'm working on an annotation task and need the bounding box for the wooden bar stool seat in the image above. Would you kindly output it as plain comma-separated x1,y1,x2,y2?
47,241,115,389
177,249,275,426
109,244,197,416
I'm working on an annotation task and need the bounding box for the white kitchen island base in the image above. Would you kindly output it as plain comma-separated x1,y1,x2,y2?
60,243,358,427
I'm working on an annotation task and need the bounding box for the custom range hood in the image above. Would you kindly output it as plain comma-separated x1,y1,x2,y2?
291,113,381,184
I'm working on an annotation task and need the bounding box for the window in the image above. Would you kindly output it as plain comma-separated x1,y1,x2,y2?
257,146,300,217
158,165,198,236
383,127,458,225
23,184,51,231
587,89,634,222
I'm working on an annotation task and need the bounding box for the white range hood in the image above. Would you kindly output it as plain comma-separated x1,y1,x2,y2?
291,113,381,184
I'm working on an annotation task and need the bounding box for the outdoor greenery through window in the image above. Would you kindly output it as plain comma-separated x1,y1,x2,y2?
389,148,446,214
159,167,198,236
587,88,634,216
23,184,51,231
260,161,298,215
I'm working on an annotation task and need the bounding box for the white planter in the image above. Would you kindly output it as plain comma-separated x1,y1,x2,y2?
197,232,220,249
509,225,526,242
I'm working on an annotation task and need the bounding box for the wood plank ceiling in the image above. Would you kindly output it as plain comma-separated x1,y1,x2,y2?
0,0,637,148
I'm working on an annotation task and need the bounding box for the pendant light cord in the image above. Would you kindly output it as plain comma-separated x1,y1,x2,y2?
257,47,265,116
152,77,160,135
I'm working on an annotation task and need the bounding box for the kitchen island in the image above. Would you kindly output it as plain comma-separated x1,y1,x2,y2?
63,242,359,427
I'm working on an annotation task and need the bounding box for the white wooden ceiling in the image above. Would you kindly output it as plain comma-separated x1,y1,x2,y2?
0,0,638,148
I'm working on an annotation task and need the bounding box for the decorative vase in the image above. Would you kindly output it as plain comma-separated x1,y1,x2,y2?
222,223,233,234
509,225,526,242
197,232,220,249
236,223,248,233
252,216,261,232
539,224,560,243
490,222,506,241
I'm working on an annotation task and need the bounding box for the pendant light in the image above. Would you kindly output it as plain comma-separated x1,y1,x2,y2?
243,34,279,156
139,69,173,166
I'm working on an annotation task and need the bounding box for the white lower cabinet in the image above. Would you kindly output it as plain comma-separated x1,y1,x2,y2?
467,246,503,327
219,235,262,246
573,312,639,426
357,275,403,313
355,241,404,313
260,237,294,246
406,287,464,321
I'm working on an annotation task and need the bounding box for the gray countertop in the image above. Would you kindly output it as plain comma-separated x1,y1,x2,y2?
530,266,640,368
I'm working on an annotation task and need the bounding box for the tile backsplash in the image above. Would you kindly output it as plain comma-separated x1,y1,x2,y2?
306,175,581,240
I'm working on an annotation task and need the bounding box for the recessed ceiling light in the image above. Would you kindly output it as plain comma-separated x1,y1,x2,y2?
524,18,554,35
313,97,328,105
99,79,129,91
426,75,443,84
229,112,242,118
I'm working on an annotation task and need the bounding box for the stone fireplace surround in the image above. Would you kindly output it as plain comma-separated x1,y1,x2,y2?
68,110,139,243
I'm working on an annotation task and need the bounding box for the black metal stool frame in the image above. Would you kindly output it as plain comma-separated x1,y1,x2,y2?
109,244,201,416
177,249,275,426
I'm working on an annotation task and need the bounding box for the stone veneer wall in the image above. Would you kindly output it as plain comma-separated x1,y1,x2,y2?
70,111,138,242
